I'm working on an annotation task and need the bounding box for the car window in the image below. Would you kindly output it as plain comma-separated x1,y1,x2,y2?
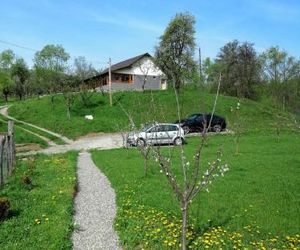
148,126,158,133
141,124,153,132
149,125,165,132
169,125,178,131
161,125,176,131
187,114,198,120
195,115,204,122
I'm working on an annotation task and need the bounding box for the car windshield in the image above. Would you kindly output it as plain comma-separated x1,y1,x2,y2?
187,114,203,120
140,124,153,132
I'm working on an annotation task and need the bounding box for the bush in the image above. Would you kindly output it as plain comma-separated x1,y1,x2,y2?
0,197,11,220
21,174,32,185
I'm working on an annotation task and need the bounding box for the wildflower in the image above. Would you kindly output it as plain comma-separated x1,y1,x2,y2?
34,218,41,225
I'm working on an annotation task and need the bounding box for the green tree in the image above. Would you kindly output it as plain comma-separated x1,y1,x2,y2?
11,58,30,100
260,47,300,112
155,12,197,90
216,40,261,98
260,46,300,83
0,71,14,102
33,44,70,95
0,49,15,71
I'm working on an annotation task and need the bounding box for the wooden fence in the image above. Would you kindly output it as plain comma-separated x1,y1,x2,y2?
0,121,16,187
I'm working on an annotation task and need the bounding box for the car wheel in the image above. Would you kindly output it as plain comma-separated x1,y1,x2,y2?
213,124,222,133
136,138,146,147
182,126,190,134
174,137,183,146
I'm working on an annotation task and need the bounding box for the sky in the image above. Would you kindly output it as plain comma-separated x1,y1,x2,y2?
0,0,299,69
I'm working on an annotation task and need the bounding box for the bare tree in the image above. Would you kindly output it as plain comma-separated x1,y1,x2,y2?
135,58,152,92
149,74,229,249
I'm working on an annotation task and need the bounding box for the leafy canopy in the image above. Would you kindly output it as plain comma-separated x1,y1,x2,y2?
155,12,197,89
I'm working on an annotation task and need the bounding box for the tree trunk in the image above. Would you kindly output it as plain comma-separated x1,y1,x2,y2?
67,105,71,120
175,78,181,90
144,157,148,177
181,200,188,250
51,94,55,110
142,79,146,93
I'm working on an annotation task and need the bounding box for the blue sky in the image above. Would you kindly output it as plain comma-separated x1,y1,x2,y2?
0,0,299,69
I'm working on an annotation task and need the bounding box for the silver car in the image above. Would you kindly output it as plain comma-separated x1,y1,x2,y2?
127,123,185,147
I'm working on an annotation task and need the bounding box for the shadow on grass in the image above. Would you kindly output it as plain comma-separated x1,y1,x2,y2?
6,209,21,220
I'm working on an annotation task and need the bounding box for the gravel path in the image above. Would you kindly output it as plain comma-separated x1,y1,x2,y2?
18,132,124,156
72,151,121,250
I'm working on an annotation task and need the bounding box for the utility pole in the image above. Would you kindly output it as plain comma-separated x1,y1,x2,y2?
108,57,112,106
198,47,202,79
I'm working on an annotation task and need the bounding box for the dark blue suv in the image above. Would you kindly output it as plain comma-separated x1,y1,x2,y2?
175,113,226,134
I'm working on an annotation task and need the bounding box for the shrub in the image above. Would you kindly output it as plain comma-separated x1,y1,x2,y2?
0,197,11,220
21,174,32,185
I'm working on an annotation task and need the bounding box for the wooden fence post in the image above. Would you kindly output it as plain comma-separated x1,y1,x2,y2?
7,120,15,175
0,121,16,187
0,135,5,187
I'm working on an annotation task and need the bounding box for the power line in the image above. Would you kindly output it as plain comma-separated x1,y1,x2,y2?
0,39,108,65
0,39,38,52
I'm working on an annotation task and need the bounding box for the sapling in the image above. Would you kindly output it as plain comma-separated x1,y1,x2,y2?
231,100,241,155
151,74,229,250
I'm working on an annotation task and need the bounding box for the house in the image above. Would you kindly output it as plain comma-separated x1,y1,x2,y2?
85,53,167,91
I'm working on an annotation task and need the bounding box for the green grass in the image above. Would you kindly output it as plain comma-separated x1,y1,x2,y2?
0,120,48,149
8,88,297,139
91,130,300,249
0,152,78,250
0,114,65,146
18,123,66,145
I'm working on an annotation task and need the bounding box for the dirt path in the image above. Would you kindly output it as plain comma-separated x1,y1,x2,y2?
15,125,57,146
72,151,121,250
0,105,73,144
17,132,124,156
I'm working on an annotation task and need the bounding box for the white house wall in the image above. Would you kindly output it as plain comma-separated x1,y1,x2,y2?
115,57,164,76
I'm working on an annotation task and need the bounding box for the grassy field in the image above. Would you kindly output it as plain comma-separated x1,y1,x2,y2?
0,152,77,250
8,88,297,139
92,129,300,249
0,119,48,149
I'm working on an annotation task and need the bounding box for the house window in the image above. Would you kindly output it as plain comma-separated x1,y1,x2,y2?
112,74,133,84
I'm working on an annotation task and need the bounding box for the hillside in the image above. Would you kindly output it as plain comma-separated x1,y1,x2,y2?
8,88,297,139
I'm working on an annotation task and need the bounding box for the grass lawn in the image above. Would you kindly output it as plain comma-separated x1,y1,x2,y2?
8,88,297,139
0,152,78,250
92,130,300,249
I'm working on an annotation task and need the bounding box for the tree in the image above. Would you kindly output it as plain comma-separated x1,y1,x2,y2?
260,46,300,83
0,50,15,71
260,47,300,111
216,40,261,98
0,71,14,102
73,56,98,107
155,12,197,90
33,44,70,95
73,56,97,81
11,58,30,100
202,57,223,90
